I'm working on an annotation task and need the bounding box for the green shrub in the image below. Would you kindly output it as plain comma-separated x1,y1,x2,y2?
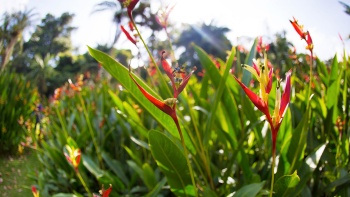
0,71,39,155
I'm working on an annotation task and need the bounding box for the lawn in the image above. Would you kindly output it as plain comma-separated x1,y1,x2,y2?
0,149,38,197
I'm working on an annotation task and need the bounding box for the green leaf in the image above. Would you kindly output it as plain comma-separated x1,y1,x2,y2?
146,177,167,197
108,89,124,111
102,152,129,185
52,194,81,197
82,154,125,190
123,101,141,122
124,146,142,166
142,163,157,189
66,137,78,149
242,38,258,86
148,130,193,197
274,171,300,196
193,45,240,147
202,186,218,197
326,55,340,109
232,181,265,197
201,46,236,147
88,47,194,151
325,173,350,193
287,106,311,173
287,143,327,197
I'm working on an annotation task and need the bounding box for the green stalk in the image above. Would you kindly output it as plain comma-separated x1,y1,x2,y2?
77,170,91,195
173,115,197,197
78,94,103,167
270,149,276,197
55,105,69,143
307,50,313,108
130,18,172,97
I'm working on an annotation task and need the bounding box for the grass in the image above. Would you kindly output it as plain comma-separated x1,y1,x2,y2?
0,148,38,197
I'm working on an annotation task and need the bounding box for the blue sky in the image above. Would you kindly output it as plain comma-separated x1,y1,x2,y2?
1,0,350,60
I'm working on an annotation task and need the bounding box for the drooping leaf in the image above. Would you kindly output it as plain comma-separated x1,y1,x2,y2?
148,130,194,197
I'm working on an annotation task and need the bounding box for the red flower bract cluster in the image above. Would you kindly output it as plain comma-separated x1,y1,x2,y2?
128,51,196,131
234,55,292,155
119,0,139,19
290,17,313,51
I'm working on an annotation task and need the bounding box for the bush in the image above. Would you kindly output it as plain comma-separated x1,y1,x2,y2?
0,71,39,155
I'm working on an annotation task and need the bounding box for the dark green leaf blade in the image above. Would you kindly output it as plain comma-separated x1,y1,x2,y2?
148,130,193,197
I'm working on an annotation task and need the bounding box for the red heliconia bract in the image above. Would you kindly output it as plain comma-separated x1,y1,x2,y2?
160,51,196,98
289,17,306,40
290,17,313,52
32,186,39,197
234,59,292,155
119,0,139,19
121,25,137,45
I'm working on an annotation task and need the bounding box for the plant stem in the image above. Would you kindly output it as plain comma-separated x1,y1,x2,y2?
270,149,276,197
307,51,313,107
131,18,173,97
173,116,197,197
55,106,68,136
77,170,91,195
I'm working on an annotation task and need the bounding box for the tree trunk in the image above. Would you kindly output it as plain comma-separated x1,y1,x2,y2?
0,34,20,72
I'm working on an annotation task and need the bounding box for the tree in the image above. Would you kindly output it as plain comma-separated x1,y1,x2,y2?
0,8,36,72
174,22,232,72
23,12,76,59
339,1,350,15
27,54,57,96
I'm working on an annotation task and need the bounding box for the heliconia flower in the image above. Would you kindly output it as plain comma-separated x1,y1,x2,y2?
128,21,134,31
234,61,292,155
289,17,306,40
129,71,177,119
272,70,291,133
241,58,273,102
155,4,176,29
233,75,272,125
257,36,270,53
121,25,137,45
119,0,139,19
305,31,313,50
290,17,313,52
32,186,39,197
68,79,81,92
161,51,196,98
64,145,81,171
53,87,62,101
129,51,195,122
101,184,112,197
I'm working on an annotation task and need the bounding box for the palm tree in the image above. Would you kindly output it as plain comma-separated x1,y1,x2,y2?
0,8,37,72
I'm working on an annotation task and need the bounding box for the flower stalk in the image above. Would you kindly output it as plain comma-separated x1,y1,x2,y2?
289,17,313,104
233,43,291,196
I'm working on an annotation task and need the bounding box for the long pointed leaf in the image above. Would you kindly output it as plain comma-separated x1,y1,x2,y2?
148,130,194,197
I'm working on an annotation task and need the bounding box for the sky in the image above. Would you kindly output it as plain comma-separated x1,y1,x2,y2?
1,0,350,61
